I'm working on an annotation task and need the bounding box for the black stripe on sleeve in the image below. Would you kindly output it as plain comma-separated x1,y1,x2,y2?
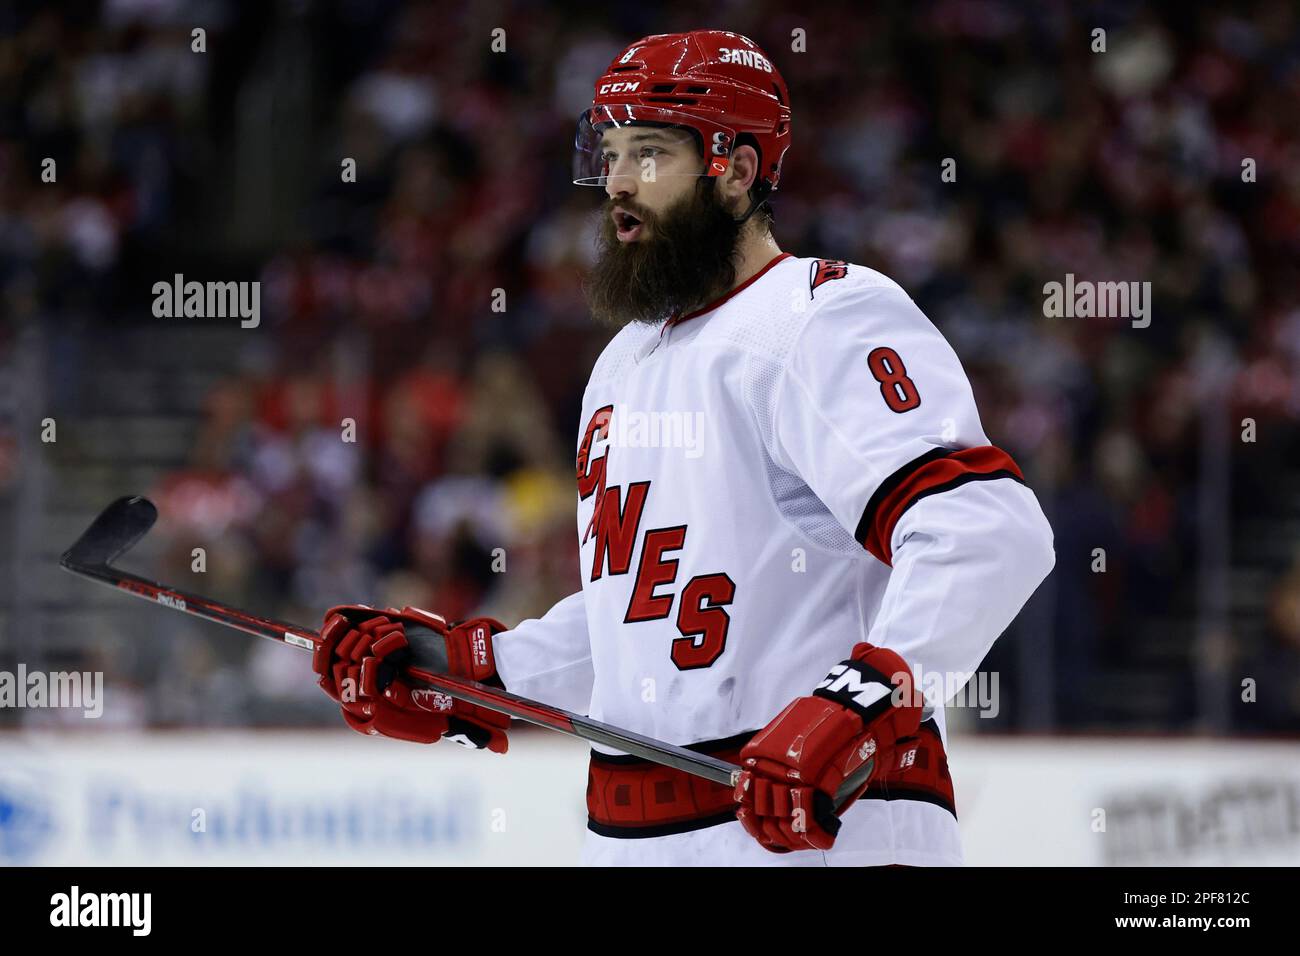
854,447,953,543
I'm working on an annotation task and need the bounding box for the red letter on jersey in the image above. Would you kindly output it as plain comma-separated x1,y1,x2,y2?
625,525,686,623
591,481,650,581
672,572,736,670
576,404,613,499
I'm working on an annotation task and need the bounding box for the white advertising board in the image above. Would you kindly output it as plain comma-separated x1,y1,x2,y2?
3,731,1296,866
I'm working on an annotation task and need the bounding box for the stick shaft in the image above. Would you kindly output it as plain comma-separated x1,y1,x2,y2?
60,554,739,787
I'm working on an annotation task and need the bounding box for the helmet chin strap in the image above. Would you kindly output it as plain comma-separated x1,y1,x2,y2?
726,180,772,226
733,196,765,225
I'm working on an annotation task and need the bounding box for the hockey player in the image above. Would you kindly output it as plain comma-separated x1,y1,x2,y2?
312,30,1055,866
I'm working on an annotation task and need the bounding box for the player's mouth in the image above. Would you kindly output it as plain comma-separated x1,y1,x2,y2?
612,207,645,242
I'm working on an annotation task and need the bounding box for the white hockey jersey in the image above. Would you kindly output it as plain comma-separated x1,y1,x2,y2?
494,253,1055,866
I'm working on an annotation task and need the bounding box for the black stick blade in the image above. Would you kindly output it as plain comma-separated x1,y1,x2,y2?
60,495,159,570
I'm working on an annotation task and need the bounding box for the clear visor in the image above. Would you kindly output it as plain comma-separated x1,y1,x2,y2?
573,104,735,187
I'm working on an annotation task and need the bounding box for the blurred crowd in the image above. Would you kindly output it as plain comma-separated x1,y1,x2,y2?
3,0,1299,732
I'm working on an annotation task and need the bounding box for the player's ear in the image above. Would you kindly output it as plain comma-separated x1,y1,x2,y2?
720,143,759,207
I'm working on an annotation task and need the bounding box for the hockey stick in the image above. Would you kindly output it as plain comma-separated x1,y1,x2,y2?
61,496,890,807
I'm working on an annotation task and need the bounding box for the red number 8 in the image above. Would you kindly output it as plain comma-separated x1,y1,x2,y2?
867,346,921,412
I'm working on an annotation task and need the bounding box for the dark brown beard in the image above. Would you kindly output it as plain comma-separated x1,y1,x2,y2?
583,178,743,328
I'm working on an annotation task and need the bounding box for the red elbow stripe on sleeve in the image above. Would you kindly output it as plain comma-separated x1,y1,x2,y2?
855,445,1025,565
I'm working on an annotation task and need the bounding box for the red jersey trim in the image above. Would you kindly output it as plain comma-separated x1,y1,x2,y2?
664,251,794,331
585,717,958,837
856,445,1026,566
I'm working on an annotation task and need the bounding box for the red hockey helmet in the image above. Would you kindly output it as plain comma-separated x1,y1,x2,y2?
574,31,792,196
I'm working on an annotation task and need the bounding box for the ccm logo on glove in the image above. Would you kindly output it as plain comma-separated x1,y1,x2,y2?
734,643,923,853
815,662,896,714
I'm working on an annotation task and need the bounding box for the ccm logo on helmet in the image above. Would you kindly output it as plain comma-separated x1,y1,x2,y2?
717,48,774,72
817,664,892,710
599,81,641,94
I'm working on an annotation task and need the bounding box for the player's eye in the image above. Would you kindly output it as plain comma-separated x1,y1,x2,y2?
638,147,660,159
600,150,618,164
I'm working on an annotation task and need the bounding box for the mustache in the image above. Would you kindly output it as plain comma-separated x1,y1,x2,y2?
603,198,656,226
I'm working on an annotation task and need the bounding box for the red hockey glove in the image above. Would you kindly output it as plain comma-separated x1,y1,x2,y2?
312,604,511,752
734,643,922,853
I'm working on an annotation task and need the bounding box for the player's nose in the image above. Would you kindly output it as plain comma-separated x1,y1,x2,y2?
605,182,636,204
604,164,638,200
